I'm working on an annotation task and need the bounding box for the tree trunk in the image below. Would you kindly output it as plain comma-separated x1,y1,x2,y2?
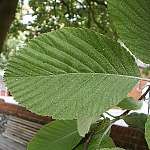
0,0,18,52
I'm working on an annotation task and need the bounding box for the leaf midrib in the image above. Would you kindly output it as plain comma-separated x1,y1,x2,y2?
48,130,78,144
5,72,144,80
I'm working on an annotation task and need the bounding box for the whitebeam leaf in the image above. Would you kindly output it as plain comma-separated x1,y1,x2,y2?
108,0,150,64
5,28,140,119
145,117,150,147
100,148,124,150
28,120,81,150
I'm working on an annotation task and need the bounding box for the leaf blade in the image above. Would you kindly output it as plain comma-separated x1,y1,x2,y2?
108,0,150,63
117,97,142,110
123,112,147,130
5,28,140,119
145,117,150,148
28,120,81,150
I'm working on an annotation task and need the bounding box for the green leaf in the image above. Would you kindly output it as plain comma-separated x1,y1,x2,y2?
117,97,142,110
75,136,115,150
145,117,150,148
77,116,97,137
5,28,140,119
89,135,115,150
74,144,83,150
123,112,147,130
28,120,81,150
76,119,115,150
88,119,114,149
99,136,115,148
108,0,150,64
100,148,124,150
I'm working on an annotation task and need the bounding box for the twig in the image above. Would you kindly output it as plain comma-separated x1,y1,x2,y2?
83,132,93,150
105,112,116,118
139,85,150,100
120,110,130,117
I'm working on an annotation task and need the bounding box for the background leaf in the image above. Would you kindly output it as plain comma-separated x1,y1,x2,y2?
117,97,142,110
145,117,150,148
75,119,115,150
108,0,150,64
123,112,147,130
74,144,84,150
89,135,115,150
74,136,115,150
28,120,81,150
5,28,140,119
88,119,114,149
100,148,124,150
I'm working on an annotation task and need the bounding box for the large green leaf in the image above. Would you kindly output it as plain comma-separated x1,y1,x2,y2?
28,120,81,150
5,28,140,119
145,117,150,148
108,0,150,64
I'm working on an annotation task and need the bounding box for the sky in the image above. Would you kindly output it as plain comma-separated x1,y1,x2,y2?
24,0,29,5
22,0,35,24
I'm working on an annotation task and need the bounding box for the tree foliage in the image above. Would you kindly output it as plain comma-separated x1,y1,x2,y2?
19,0,111,37
9,0,113,41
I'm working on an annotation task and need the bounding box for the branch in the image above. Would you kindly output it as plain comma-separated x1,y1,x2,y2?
139,85,150,100
83,132,93,150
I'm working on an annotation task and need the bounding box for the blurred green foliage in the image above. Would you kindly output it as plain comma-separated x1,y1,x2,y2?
27,0,112,37
142,67,150,77
1,0,114,69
